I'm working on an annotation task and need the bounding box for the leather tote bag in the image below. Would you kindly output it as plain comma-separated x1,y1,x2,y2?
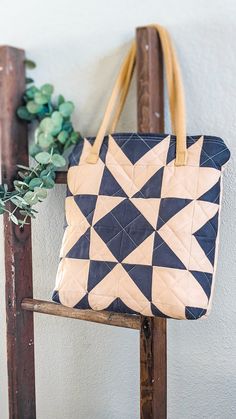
52,25,230,320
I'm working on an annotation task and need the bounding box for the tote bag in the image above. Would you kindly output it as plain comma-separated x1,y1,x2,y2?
52,25,230,320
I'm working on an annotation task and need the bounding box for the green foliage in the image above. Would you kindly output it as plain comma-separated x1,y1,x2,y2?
0,60,82,227
24,59,36,69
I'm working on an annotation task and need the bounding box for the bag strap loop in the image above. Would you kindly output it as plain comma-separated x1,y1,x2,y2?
86,24,187,166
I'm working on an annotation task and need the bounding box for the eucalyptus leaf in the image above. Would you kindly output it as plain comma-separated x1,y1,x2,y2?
51,154,66,168
29,143,41,158
10,197,26,208
59,101,74,117
70,131,79,144
25,86,39,99
17,164,30,170
40,84,54,96
62,120,73,133
58,130,69,144
13,180,29,188
24,59,36,69
15,196,28,204
38,132,54,148
0,207,5,215
51,111,63,126
10,213,19,225
24,191,38,205
40,169,56,180
34,92,49,105
29,178,43,189
41,176,55,189
34,187,47,199
35,151,51,164
18,171,26,179
26,101,42,114
39,117,55,134
17,106,35,121
51,125,62,136
19,210,28,215
57,94,65,106
26,77,34,84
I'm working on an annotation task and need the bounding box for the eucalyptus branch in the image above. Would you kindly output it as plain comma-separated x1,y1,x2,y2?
0,60,81,227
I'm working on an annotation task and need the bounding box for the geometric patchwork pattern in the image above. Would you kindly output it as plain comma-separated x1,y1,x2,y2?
53,133,230,320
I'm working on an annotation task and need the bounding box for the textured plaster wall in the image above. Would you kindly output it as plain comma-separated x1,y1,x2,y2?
0,1,236,418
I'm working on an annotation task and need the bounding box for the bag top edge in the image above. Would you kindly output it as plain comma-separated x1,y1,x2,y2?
85,132,225,143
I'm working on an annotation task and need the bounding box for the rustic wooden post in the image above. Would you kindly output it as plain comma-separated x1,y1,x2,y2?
136,27,167,419
0,46,36,419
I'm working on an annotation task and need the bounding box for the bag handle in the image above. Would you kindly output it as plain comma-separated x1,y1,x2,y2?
87,24,187,166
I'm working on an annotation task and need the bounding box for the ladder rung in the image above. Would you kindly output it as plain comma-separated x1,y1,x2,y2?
21,298,141,330
55,171,67,184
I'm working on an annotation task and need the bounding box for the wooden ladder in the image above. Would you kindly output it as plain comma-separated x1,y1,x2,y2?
0,26,167,419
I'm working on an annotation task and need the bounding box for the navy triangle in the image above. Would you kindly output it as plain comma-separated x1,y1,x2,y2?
185,306,207,320
132,167,164,198
66,228,90,259
87,260,116,292
157,198,191,229
66,186,73,197
106,297,140,315
99,166,127,197
200,139,230,169
74,195,97,224
114,134,161,164
122,264,152,300
198,179,220,204
117,299,140,314
194,212,218,239
74,293,90,309
151,303,170,318
190,271,213,299
194,212,219,265
52,291,61,304
152,232,186,269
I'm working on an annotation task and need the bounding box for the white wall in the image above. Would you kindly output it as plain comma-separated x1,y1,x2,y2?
0,1,236,418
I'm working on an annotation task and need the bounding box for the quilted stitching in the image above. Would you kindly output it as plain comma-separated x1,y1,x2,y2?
53,133,230,319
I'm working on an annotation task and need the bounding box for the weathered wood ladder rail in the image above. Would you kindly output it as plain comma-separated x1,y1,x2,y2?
0,26,167,419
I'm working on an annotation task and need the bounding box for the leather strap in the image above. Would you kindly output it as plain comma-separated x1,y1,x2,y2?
87,24,187,166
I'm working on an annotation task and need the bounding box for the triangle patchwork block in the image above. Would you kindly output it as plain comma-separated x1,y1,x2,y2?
185,306,207,319
198,179,220,204
152,232,186,269
106,297,140,314
132,167,164,198
130,198,161,229
88,260,116,292
74,293,90,309
157,198,191,230
151,303,170,318
122,263,152,300
66,228,90,259
113,134,160,165
190,271,213,299
122,232,155,265
193,212,219,265
74,194,97,224
99,166,127,197
90,228,118,262
92,195,125,225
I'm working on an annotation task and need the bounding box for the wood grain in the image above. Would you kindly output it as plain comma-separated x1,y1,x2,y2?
0,46,36,419
55,170,67,184
21,298,141,330
136,27,167,419
1,26,167,419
